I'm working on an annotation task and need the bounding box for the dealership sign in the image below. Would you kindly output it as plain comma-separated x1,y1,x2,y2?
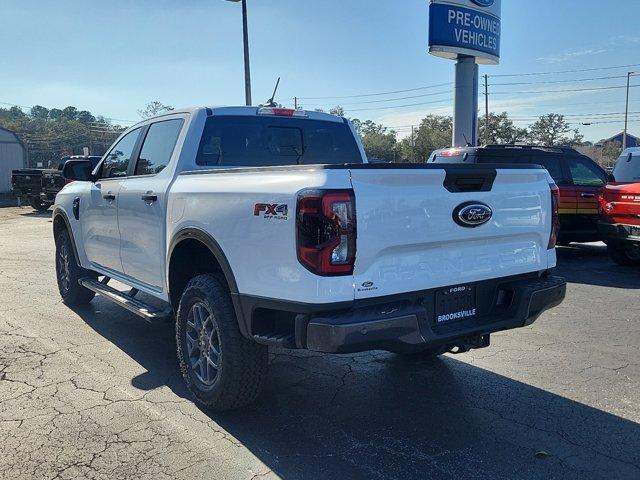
428,0,501,64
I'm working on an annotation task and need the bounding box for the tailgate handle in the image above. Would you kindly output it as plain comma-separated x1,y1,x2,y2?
580,193,595,198
443,168,497,193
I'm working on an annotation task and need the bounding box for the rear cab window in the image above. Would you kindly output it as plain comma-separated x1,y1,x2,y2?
612,151,640,183
476,151,568,185
196,115,363,167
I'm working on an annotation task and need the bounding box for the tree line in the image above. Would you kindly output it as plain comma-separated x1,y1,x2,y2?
319,106,599,163
0,101,171,168
0,102,622,168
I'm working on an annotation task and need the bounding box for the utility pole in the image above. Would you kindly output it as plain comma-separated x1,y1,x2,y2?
623,71,635,150
484,74,489,146
227,0,252,105
411,125,415,162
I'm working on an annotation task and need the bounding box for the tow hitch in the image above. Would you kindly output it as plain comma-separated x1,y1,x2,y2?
446,334,490,354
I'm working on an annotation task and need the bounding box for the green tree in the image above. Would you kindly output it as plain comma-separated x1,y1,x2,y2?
329,106,345,116
138,101,174,119
478,112,527,145
528,113,584,146
398,114,452,162
0,104,125,167
601,140,622,164
356,120,398,162
30,105,49,119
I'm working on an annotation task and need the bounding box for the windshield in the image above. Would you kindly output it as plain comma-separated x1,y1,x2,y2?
196,115,363,167
612,151,640,183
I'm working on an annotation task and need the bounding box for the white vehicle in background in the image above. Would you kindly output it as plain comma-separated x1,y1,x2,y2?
53,106,566,410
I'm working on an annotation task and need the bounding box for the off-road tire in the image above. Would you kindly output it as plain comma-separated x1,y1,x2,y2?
176,274,268,411
607,241,640,267
29,197,52,212
55,228,96,306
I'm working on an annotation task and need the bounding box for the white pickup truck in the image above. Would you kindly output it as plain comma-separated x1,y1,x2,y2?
54,106,566,410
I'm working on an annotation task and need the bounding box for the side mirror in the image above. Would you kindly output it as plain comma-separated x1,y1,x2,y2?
62,159,94,182
607,173,615,183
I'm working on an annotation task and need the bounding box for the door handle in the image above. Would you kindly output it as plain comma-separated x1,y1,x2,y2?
580,193,595,198
103,192,116,201
141,193,158,202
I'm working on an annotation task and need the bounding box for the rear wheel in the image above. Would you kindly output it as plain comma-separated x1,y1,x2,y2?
607,241,640,267
29,197,52,211
55,229,96,305
176,274,268,411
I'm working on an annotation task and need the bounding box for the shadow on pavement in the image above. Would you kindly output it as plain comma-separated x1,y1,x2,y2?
19,209,52,218
556,243,640,289
74,298,640,480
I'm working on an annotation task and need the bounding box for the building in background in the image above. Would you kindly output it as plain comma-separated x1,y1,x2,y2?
598,132,639,149
0,127,26,193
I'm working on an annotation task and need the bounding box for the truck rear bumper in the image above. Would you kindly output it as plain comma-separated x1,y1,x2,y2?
237,273,566,354
598,222,640,244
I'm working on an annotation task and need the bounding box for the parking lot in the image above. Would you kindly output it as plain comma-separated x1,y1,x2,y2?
0,206,638,480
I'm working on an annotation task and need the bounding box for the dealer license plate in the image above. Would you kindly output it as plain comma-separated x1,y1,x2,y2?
435,285,477,324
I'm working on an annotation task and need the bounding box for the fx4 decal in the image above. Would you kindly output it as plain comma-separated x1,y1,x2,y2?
254,203,289,220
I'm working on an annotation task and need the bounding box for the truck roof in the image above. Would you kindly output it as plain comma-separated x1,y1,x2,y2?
134,106,345,126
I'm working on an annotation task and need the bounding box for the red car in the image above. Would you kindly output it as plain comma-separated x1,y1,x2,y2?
599,148,640,266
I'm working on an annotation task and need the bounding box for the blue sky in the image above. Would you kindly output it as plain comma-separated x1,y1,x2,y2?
1,0,639,141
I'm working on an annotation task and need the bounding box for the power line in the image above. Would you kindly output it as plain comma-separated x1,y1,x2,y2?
489,63,640,78
491,84,640,95
344,97,454,112
489,74,629,86
302,89,451,107
295,82,452,101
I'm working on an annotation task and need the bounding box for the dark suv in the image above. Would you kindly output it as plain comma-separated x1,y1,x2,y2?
429,145,608,244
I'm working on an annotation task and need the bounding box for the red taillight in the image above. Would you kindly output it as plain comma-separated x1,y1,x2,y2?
548,183,560,249
297,190,356,275
441,148,462,157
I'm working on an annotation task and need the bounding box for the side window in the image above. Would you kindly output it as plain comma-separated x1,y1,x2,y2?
102,128,141,179
535,157,567,184
135,119,184,176
567,157,606,186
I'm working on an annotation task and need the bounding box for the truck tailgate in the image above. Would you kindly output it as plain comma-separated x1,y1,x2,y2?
350,165,554,298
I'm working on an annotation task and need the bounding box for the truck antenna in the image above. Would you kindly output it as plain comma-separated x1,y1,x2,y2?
264,77,281,107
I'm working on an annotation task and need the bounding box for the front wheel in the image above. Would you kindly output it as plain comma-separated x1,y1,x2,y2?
176,274,268,411
607,241,640,267
55,229,96,306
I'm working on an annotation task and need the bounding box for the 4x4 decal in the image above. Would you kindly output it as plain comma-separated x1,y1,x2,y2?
254,203,288,220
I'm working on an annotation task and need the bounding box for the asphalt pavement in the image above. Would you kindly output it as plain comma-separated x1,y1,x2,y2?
0,206,638,480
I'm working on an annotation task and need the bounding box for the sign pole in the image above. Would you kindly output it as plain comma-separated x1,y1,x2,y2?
453,55,478,147
484,74,489,145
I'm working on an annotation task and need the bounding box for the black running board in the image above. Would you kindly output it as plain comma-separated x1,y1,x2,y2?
79,278,172,323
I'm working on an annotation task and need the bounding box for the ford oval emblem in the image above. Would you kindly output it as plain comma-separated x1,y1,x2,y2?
471,0,494,6
453,202,492,228
361,281,374,288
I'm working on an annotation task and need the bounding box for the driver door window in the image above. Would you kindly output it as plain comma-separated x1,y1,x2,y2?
102,128,142,179
567,157,606,186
